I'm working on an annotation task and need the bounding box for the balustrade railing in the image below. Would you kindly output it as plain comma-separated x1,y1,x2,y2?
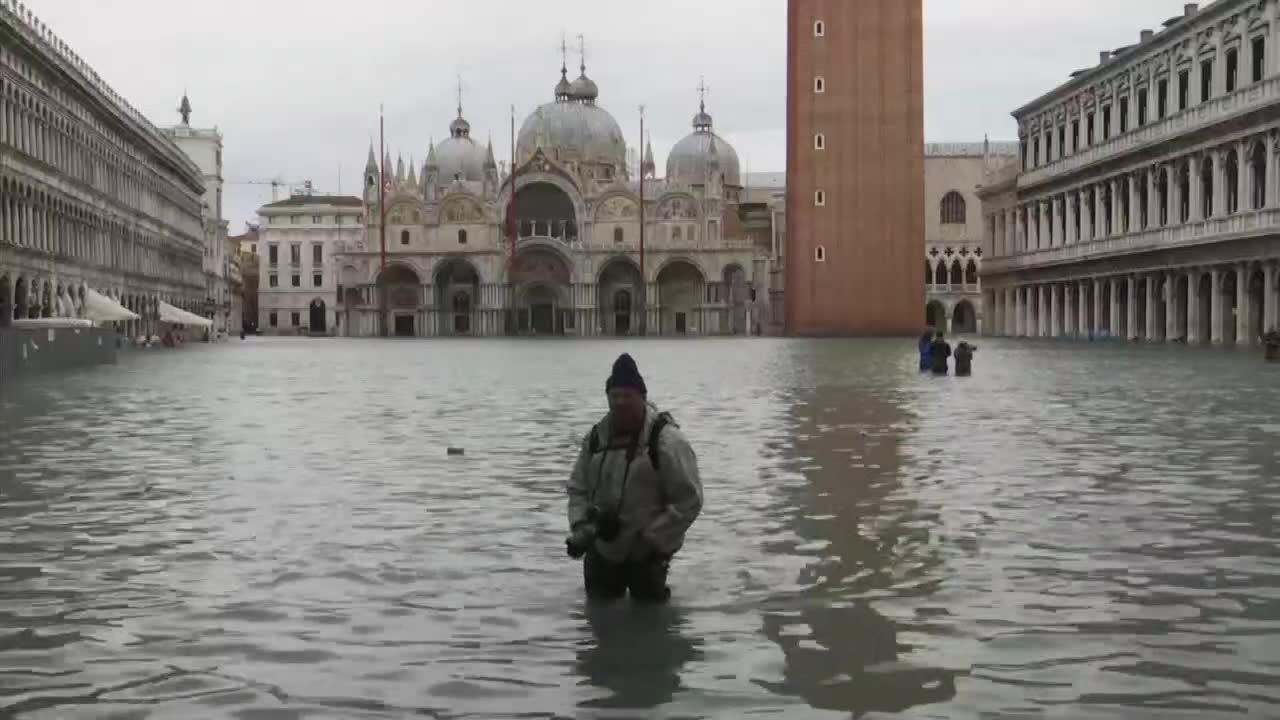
1020,76,1280,188
984,207,1280,272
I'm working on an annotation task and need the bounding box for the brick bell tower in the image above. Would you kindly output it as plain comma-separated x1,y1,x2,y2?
785,0,925,336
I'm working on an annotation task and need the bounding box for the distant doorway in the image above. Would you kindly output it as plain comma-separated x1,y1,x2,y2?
309,299,327,334
394,314,415,337
613,290,632,336
452,290,471,335
531,304,555,335
675,312,688,335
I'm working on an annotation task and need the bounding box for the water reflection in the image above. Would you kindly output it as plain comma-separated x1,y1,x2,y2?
574,599,702,710
759,345,956,714
2,338,1279,718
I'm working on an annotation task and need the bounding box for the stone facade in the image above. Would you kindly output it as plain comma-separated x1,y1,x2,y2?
332,57,766,338
231,226,259,331
256,197,363,335
0,1,207,336
925,142,1019,334
164,99,236,336
785,0,926,336
982,0,1280,346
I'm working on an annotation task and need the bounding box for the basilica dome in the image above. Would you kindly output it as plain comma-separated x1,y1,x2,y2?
430,110,486,182
517,64,626,170
666,102,741,188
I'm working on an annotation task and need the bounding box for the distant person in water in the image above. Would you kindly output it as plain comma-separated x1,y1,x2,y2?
954,341,975,376
918,329,934,372
565,353,704,603
929,331,952,375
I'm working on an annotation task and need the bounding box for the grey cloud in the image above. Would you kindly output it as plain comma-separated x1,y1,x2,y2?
26,0,1194,231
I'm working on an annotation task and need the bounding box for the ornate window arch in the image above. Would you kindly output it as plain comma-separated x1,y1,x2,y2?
941,191,967,225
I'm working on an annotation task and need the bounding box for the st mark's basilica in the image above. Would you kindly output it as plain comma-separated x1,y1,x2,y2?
331,54,766,337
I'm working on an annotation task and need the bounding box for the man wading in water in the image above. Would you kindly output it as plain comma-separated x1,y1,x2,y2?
565,354,704,602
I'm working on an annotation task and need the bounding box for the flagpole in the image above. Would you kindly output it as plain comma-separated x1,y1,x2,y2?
379,105,386,272
507,105,517,335
638,105,647,337
379,104,387,337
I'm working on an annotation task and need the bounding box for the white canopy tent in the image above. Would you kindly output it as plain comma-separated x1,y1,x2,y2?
82,287,140,323
158,301,213,328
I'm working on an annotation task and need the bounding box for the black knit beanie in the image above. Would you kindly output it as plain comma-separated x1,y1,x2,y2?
605,353,647,395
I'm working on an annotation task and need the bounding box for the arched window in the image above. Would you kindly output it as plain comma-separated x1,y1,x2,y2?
672,226,682,242
614,227,624,243
950,260,963,285
814,245,826,263
814,20,825,37
925,261,933,285
457,229,468,244
814,190,826,206
965,259,978,285
814,133,826,150
400,230,409,245
941,191,967,224
814,76,825,94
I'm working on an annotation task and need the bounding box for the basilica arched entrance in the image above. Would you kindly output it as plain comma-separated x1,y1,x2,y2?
512,246,572,335
377,264,421,337
434,258,481,337
657,260,705,335
513,182,578,242
926,300,946,329
723,263,749,336
597,257,643,336
309,299,327,334
953,300,977,334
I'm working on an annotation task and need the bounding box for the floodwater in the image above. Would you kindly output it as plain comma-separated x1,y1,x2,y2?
1,337,1278,719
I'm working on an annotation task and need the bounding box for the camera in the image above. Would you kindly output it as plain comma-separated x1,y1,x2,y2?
566,505,623,559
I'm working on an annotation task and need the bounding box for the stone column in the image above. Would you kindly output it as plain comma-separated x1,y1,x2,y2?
1005,210,1015,255
1111,179,1122,235
1148,167,1161,228
1078,280,1090,337
1066,194,1077,244
1094,278,1107,335
1050,198,1060,247
1213,150,1226,217
1098,183,1109,238
1064,284,1075,336
1002,289,1012,335
1050,284,1061,337
1165,271,1180,341
1129,173,1141,232
1145,274,1159,342
1265,262,1278,333
1237,262,1253,345
1127,276,1140,341
1267,133,1278,209
1081,189,1093,243
1239,140,1251,214
1110,277,1122,336
1187,269,1202,344
1210,267,1224,344
1040,202,1051,249
1016,287,1025,337
1189,154,1203,221
1167,163,1178,225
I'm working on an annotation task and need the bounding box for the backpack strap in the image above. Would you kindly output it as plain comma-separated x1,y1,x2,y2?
647,412,674,473
588,424,601,456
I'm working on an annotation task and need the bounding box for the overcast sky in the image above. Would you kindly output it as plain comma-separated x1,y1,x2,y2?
25,0,1198,232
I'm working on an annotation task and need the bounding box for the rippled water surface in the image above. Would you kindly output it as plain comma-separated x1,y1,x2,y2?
2,337,1279,719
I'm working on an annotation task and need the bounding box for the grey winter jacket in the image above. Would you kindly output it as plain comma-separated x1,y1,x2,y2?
567,404,703,564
